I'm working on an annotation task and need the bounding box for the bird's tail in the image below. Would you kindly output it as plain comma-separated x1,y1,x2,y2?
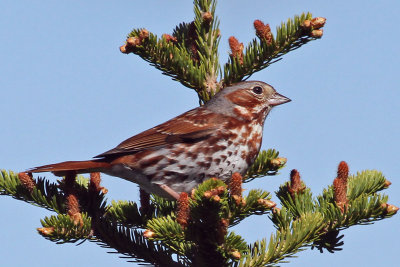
28,160,111,176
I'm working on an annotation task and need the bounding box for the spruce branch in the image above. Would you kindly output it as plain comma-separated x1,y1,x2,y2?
38,213,92,243
223,13,325,85
239,212,325,267
244,149,286,182
94,219,184,267
105,200,146,228
0,170,65,213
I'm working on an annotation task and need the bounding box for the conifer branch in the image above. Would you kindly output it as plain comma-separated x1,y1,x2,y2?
38,213,92,243
223,13,324,85
244,149,286,182
94,219,184,266
0,170,65,213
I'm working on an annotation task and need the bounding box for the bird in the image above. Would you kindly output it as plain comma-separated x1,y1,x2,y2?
29,81,291,199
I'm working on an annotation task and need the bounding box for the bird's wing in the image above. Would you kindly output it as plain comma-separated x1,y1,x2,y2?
95,108,223,158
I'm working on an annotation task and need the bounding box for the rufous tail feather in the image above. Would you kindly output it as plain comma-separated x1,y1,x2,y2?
28,160,110,176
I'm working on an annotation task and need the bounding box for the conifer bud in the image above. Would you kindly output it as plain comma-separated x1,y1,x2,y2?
311,17,326,29
382,203,399,215
139,29,149,40
162,34,178,43
301,20,312,29
127,37,141,47
231,250,241,259
18,172,36,193
120,44,128,53
143,229,155,239
311,29,323,38
257,199,276,209
202,11,213,24
37,227,54,236
204,185,226,199
212,195,221,202
228,36,244,64
383,180,392,188
270,157,287,169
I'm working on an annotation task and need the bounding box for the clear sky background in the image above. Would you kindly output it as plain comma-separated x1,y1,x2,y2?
1,1,399,266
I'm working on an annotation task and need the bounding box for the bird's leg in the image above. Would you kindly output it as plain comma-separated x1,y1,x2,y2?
159,184,180,200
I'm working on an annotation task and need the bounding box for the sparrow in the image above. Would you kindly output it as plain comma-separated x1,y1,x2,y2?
29,81,290,199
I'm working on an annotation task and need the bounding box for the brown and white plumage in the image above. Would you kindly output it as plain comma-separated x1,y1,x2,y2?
29,81,290,199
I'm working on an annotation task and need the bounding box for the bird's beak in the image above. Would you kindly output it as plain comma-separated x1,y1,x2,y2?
269,92,291,106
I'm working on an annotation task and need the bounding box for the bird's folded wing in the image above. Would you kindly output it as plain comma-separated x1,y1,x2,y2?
95,109,223,158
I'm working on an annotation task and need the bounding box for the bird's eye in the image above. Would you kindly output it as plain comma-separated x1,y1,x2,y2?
252,86,263,95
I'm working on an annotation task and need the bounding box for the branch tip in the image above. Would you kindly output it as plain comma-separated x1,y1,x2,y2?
383,180,392,188
228,36,244,64
382,203,399,215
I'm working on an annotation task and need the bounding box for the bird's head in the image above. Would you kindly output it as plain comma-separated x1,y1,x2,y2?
206,81,291,121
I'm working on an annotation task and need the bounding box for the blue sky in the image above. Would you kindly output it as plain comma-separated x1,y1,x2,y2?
1,1,399,266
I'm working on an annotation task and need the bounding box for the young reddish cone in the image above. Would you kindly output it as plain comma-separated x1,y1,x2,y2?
64,171,83,226
18,172,36,193
177,192,190,228
254,20,273,44
89,172,108,194
229,36,244,64
229,172,243,205
288,169,305,198
333,161,349,212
